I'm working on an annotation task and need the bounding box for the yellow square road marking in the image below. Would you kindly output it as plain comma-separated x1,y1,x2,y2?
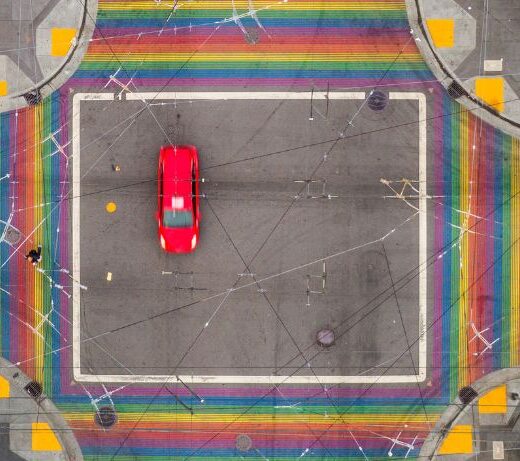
479,385,507,414
50,28,77,57
426,19,455,48
475,77,505,112
32,422,62,451
0,81,7,96
0,376,9,398
438,425,473,454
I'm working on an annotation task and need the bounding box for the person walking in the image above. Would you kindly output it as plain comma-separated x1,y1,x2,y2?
25,245,42,265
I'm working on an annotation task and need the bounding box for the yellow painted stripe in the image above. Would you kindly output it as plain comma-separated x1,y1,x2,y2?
35,105,44,385
99,1,406,11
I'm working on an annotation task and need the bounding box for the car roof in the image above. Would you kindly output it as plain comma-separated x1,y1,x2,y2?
161,146,194,209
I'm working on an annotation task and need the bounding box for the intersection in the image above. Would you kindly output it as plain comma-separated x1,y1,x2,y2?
0,0,519,460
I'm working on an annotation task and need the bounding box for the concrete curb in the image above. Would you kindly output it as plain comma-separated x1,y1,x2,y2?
405,0,520,139
0,0,98,113
0,357,83,461
419,368,520,460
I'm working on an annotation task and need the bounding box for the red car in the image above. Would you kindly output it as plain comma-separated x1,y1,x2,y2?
157,145,200,253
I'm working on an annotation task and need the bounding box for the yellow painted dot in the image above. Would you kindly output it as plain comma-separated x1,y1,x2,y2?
0,81,7,97
106,202,117,213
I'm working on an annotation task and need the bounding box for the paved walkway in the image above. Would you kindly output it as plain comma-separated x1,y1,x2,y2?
0,0,96,111
406,0,520,137
0,358,82,461
420,368,520,461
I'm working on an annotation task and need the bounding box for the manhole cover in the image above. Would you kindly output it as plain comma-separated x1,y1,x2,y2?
24,381,43,399
367,91,388,111
3,227,21,245
317,329,335,347
236,434,252,452
95,406,117,428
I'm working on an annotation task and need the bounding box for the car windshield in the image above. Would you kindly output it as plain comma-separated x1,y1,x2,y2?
163,210,193,228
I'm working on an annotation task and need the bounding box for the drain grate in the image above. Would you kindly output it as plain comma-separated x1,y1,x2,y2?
458,386,478,405
367,91,388,111
447,81,466,99
236,434,252,452
95,406,117,428
24,381,43,399
23,90,42,106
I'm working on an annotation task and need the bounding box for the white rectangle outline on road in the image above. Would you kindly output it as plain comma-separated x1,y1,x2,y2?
72,91,427,384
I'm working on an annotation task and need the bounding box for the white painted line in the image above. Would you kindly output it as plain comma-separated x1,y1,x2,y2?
72,91,428,384
390,92,427,382
72,93,114,380
126,91,367,101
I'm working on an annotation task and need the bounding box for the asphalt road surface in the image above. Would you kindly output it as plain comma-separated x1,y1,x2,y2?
72,89,435,383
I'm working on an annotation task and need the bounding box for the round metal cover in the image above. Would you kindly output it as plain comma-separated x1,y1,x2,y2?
95,406,117,428
3,227,21,245
367,91,388,111
236,434,252,452
317,329,335,347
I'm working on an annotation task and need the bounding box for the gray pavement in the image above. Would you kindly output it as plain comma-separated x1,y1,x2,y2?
406,0,520,137
0,0,97,111
0,357,82,461
71,90,435,384
420,368,520,461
